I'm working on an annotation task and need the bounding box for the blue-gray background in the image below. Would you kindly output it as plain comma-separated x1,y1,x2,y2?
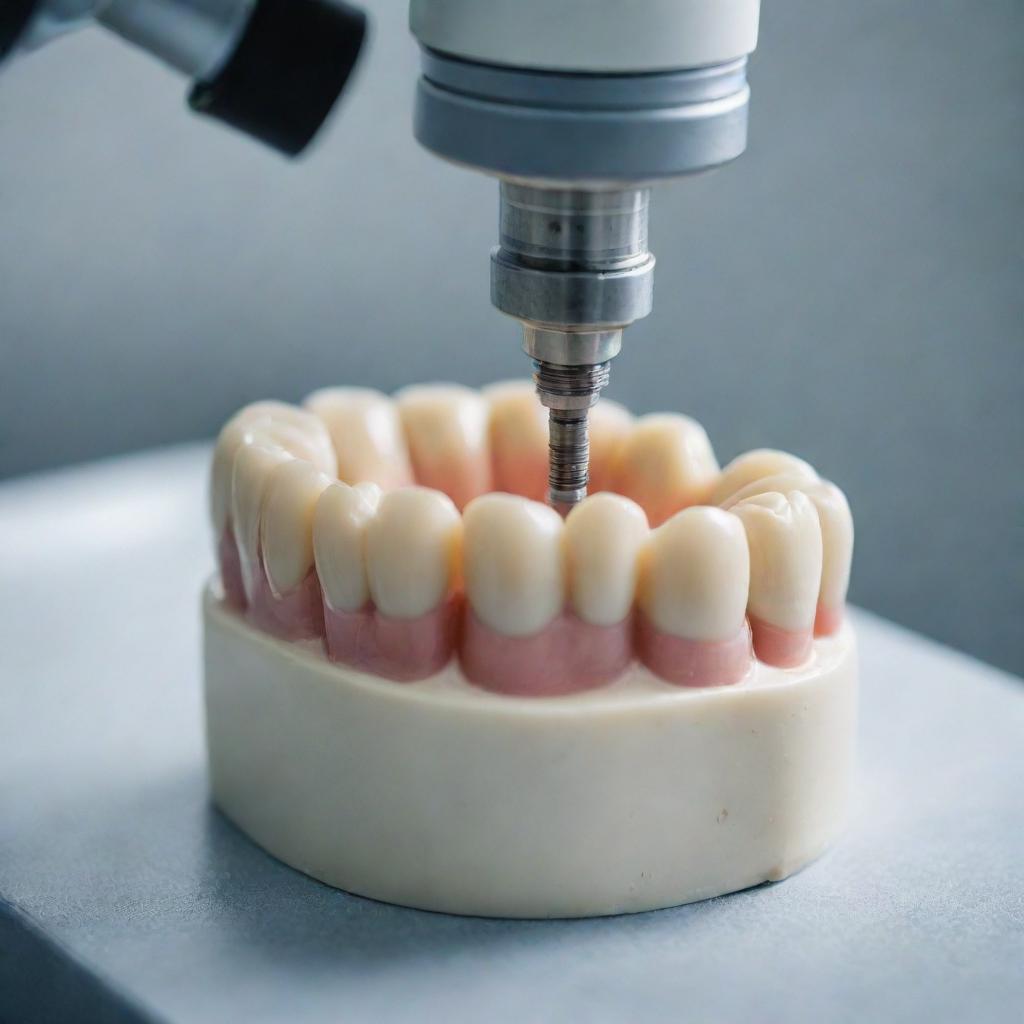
1,0,1021,676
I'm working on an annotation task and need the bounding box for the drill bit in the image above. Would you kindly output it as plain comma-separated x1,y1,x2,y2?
533,359,611,515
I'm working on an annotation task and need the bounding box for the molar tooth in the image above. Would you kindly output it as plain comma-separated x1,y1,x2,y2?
365,487,461,618
210,401,336,537
587,398,633,494
565,493,648,627
313,481,382,613
804,481,854,634
304,387,412,490
231,442,295,601
611,413,719,527
731,491,823,667
639,507,750,642
710,448,818,507
261,460,334,596
463,493,564,636
483,380,549,502
395,384,492,509
721,472,822,509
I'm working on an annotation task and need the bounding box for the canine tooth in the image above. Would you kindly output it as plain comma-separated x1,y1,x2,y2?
366,488,461,618
261,460,333,596
565,494,648,626
639,506,750,641
210,401,336,536
231,442,295,600
731,491,823,665
611,413,719,526
587,399,633,494
483,380,549,502
313,481,382,613
710,448,818,506
396,384,492,508
804,481,854,632
463,493,564,636
304,387,412,490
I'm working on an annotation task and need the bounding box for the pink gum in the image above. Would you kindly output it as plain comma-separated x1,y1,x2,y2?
749,615,813,668
635,614,752,687
815,603,844,637
218,523,247,611
460,610,633,697
247,562,325,642
323,593,462,682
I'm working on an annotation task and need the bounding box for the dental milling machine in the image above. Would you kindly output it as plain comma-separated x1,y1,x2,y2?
1,0,761,511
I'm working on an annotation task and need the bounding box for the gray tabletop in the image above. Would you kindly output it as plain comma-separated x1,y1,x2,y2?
1,447,1022,1024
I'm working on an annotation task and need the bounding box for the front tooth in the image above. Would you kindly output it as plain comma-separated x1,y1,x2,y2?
231,442,295,600
365,487,461,618
564,494,648,626
611,413,720,526
710,448,818,507
587,398,633,494
261,459,334,596
313,481,382,612
304,387,412,490
483,380,549,502
463,493,564,636
396,384,492,509
731,491,823,665
210,401,336,537
638,506,750,641
803,481,854,632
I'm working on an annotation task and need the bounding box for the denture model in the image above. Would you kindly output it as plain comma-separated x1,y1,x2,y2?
204,381,857,918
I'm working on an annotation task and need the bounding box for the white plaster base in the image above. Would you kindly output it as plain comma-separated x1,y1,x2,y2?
203,583,857,918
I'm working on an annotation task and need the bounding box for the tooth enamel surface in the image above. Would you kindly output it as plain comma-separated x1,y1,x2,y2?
483,380,549,502
565,494,648,626
313,481,383,613
366,487,461,618
731,491,823,632
463,493,565,636
719,471,823,510
395,384,492,509
639,506,750,641
304,387,413,491
210,402,337,536
804,481,854,611
710,449,818,507
260,460,334,596
612,413,720,525
231,443,295,599
587,399,634,494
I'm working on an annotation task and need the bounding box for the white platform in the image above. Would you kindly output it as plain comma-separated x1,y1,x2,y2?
1,445,1021,1023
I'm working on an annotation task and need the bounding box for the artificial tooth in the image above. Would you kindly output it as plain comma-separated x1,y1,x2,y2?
313,481,383,613
731,491,823,665
463,493,565,636
721,471,826,510
611,413,720,526
483,380,549,502
638,506,750,641
710,448,818,507
231,442,295,600
365,487,461,618
304,387,413,491
395,384,492,509
210,401,336,537
803,481,854,632
260,459,334,596
564,493,648,627
586,398,633,494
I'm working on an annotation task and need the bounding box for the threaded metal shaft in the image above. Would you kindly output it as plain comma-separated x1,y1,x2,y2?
533,359,611,514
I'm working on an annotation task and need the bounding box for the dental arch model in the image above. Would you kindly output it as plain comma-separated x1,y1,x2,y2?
204,381,857,918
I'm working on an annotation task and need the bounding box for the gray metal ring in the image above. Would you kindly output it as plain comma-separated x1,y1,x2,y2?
415,49,749,184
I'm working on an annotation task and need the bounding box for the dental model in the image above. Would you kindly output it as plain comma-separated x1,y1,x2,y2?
204,381,857,918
